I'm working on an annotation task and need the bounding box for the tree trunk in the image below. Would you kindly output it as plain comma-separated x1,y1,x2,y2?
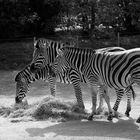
90,1,96,36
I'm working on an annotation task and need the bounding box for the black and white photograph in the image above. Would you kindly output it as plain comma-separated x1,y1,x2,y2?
0,0,140,139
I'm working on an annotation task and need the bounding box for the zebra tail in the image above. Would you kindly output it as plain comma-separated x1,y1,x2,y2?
130,86,136,101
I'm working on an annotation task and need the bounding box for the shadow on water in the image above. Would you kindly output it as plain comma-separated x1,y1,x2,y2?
26,117,140,140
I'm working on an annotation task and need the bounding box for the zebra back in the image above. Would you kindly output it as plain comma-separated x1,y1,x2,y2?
97,47,125,52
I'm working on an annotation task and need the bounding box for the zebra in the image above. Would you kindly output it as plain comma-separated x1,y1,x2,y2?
52,47,140,120
15,64,56,103
15,37,73,103
29,37,136,120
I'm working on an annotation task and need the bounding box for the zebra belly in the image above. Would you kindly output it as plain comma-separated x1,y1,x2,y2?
56,73,71,84
54,72,87,84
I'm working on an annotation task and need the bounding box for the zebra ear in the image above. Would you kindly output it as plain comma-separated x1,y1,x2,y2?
33,37,38,48
46,40,52,48
42,41,47,48
21,78,26,83
44,39,52,48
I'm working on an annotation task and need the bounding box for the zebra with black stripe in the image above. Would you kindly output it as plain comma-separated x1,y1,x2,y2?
30,37,136,120
30,37,91,109
15,37,73,103
52,47,139,120
15,64,56,103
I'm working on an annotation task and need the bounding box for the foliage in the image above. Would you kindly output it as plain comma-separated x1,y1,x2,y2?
57,0,93,36
29,0,63,35
0,1,29,38
96,0,140,32
117,0,140,33
0,0,63,39
0,0,140,39
96,0,122,27
91,0,140,38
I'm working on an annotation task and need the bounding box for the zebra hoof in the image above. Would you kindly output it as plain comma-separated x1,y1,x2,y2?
125,112,130,117
87,115,93,121
136,117,140,123
107,114,113,121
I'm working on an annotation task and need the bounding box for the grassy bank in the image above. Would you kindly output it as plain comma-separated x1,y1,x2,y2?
0,40,33,70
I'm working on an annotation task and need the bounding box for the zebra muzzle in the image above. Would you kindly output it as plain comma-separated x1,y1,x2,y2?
15,96,22,104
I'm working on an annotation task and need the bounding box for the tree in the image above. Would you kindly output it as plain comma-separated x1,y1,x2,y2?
29,0,63,35
96,0,140,35
0,0,31,38
117,0,140,33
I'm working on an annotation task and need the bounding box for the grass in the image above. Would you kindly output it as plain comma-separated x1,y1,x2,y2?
0,40,33,70
0,96,88,122
0,96,124,123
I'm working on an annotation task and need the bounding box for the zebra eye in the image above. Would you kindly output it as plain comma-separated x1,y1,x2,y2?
21,78,26,83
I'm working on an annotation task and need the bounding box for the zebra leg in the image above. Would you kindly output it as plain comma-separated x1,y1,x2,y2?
125,85,136,117
113,89,124,117
72,83,85,110
48,75,56,97
125,90,132,117
96,86,104,114
104,88,113,121
96,92,104,114
99,85,113,120
69,71,85,110
104,93,113,121
88,84,97,120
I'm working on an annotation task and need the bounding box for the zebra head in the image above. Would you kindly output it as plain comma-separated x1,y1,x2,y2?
15,63,56,104
15,65,35,104
30,37,65,73
30,37,48,73
15,73,28,103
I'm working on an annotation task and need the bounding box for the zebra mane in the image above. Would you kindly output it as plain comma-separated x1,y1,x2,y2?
33,37,75,51
57,46,96,58
15,72,21,82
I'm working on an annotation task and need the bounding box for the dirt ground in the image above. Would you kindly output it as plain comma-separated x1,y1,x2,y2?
0,71,140,140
